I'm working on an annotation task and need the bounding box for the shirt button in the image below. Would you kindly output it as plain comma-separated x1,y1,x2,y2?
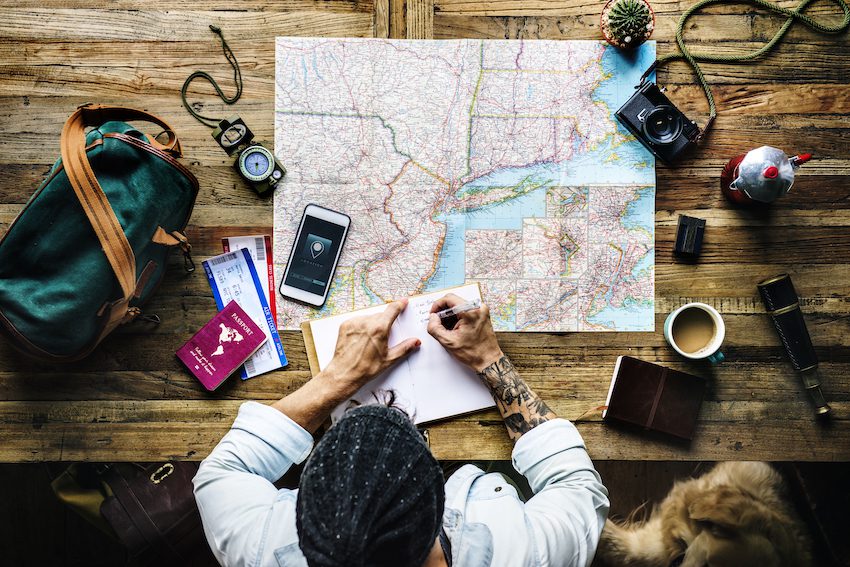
495,487,502,492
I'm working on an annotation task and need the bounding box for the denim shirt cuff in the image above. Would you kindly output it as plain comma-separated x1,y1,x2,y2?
232,401,315,467
511,418,587,473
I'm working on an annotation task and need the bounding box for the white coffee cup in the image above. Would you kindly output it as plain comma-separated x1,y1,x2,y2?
663,302,725,364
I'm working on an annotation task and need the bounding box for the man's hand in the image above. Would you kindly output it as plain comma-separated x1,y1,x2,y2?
273,298,419,432
426,294,503,372
323,298,421,398
427,293,556,441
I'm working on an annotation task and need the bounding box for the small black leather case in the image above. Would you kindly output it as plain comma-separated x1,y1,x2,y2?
757,273,816,371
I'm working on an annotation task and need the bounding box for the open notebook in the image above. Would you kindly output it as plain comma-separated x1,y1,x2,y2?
302,283,495,425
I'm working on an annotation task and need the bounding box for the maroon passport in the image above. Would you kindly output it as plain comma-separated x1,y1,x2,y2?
177,301,267,391
602,356,706,440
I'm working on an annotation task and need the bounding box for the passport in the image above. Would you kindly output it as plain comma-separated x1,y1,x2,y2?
204,248,287,380
177,301,267,391
602,356,706,441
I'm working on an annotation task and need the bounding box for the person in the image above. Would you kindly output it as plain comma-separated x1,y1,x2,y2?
193,294,610,567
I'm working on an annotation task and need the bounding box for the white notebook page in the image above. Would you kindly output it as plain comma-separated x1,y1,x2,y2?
309,284,495,424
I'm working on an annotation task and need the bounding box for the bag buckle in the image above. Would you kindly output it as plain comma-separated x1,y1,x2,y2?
123,307,142,324
170,231,196,273
124,307,160,325
183,250,195,273
150,463,175,484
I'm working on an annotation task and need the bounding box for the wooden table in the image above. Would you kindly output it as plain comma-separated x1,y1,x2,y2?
1,0,848,463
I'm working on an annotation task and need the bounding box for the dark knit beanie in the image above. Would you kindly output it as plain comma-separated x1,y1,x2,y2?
296,405,444,567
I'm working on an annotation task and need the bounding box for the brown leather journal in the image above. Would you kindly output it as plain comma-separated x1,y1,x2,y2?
602,356,706,440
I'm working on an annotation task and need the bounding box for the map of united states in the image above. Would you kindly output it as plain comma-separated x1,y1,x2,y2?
274,38,655,331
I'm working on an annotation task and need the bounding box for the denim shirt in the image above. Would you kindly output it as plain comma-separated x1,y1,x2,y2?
193,402,609,567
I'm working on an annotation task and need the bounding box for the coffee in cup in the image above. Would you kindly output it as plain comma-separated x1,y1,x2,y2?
663,302,725,364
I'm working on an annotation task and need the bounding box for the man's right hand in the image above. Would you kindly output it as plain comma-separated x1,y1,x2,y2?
428,293,557,441
426,294,504,373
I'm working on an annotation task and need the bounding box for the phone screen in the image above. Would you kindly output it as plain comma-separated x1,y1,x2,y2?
283,214,347,297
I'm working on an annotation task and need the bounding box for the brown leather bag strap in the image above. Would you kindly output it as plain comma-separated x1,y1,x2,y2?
60,105,138,302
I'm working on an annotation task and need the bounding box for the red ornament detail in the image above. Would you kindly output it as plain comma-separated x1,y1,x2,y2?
720,154,753,205
763,166,779,179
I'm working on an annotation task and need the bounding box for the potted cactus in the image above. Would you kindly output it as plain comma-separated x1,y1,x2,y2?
601,0,655,49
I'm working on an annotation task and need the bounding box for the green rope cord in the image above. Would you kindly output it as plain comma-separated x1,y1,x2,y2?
650,0,850,134
181,25,243,129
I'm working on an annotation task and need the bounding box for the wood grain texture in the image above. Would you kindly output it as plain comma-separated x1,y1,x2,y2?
391,0,408,37
435,12,850,42
375,0,391,37
0,0,849,462
407,0,435,37
1,402,847,461
433,0,844,16
1,0,376,10
0,10,375,41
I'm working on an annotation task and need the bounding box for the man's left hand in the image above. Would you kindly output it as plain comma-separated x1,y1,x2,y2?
322,298,420,398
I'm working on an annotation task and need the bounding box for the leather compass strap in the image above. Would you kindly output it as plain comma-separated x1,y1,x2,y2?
59,104,183,308
181,25,243,129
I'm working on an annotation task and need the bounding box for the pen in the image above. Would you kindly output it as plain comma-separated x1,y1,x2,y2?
436,299,481,329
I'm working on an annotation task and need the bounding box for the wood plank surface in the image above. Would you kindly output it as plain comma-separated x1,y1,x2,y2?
0,0,849,462
407,0,435,37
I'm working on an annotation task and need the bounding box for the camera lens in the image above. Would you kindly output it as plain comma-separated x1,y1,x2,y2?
642,105,683,145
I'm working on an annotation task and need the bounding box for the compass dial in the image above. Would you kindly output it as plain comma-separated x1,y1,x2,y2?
238,146,275,182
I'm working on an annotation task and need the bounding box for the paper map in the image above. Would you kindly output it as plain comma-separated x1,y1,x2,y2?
274,38,655,331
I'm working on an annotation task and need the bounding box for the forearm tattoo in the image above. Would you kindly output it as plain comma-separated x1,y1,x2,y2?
477,355,557,440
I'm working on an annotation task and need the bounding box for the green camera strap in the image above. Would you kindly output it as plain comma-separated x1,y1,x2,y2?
644,0,850,137
183,13,849,137
181,26,243,129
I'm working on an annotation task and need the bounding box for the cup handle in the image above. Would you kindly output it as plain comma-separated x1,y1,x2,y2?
707,351,725,365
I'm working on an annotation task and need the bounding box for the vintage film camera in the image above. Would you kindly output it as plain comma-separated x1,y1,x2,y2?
212,116,286,196
616,81,700,165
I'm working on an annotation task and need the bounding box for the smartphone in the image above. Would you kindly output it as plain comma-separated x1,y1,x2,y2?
279,204,351,307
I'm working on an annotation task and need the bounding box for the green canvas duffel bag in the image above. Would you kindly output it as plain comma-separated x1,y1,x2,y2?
0,104,199,361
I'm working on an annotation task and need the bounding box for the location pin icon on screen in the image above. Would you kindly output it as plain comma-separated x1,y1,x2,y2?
311,240,324,259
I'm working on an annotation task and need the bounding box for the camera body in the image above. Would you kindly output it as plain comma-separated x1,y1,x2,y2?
616,81,700,165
